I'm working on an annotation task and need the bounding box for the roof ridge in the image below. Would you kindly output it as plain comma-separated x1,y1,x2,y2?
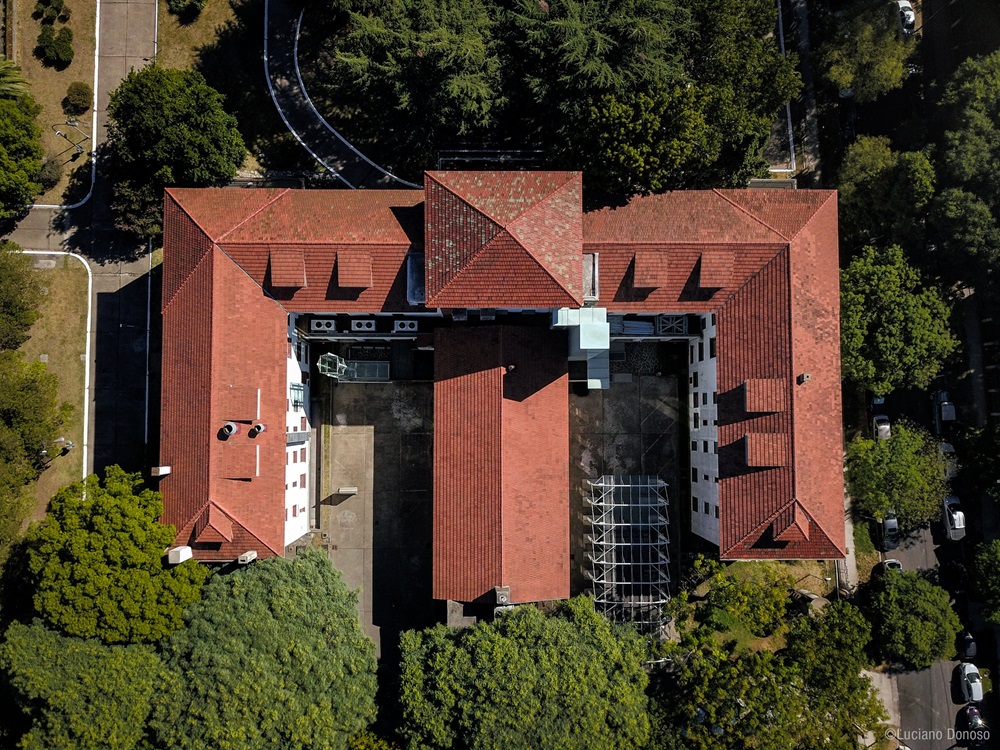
213,243,290,313
711,189,790,242
723,497,800,554
431,231,579,306
785,190,838,242
712,243,790,310
505,172,577,227
161,242,215,315
215,188,292,242
164,189,217,243
507,179,580,298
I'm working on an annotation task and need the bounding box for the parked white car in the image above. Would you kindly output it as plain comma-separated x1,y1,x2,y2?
897,0,916,35
962,663,984,703
873,415,892,440
944,495,966,541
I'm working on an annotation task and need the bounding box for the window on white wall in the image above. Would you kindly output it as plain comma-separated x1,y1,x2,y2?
290,383,305,411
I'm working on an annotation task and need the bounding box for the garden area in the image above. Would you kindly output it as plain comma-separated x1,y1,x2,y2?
15,0,94,204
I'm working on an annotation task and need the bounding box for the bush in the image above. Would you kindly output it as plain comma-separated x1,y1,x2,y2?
702,563,793,637
166,0,205,17
62,81,92,115
36,25,73,67
38,158,62,191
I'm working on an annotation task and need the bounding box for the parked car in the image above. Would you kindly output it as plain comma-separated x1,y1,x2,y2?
961,663,984,703
944,495,966,541
934,391,956,435
880,559,903,573
960,632,978,661
938,442,959,479
896,0,916,34
873,415,892,440
882,511,901,551
965,704,988,747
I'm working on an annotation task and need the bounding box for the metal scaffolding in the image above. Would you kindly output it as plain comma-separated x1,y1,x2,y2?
585,475,670,632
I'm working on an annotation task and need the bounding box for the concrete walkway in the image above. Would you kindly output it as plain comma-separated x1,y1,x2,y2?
263,0,418,189
790,0,822,183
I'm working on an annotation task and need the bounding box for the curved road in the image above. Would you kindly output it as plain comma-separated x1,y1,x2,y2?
263,0,418,189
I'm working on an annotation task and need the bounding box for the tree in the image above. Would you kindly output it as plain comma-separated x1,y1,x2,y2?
0,619,161,750
23,465,209,644
700,561,793,637
865,570,961,669
151,550,377,750
817,0,914,103
0,94,43,230
0,240,43,349
840,245,958,395
836,136,935,247
974,540,1000,626
105,66,245,237
926,187,1000,285
784,602,887,747
652,644,813,750
0,57,30,100
398,596,650,750
62,81,92,115
846,421,950,527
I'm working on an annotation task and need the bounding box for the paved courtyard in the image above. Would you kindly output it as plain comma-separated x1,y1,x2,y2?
316,380,435,656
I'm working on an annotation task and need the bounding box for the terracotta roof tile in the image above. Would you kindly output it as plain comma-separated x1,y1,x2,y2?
425,171,583,307
745,433,787,467
337,249,372,288
700,250,734,287
269,246,305,288
744,378,787,413
433,326,569,603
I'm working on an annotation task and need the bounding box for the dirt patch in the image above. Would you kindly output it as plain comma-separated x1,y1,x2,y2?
18,255,88,522
16,0,95,204
155,0,234,71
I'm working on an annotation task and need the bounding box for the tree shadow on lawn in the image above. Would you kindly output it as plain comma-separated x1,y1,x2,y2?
194,0,317,172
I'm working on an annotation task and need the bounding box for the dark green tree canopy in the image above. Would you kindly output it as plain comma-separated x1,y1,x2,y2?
974,540,1000,626
23,465,209,644
0,240,43,349
865,570,961,669
0,94,43,231
846,420,950,527
840,245,958,395
817,0,914,103
0,619,161,750
399,596,650,750
305,0,797,192
151,550,377,750
105,66,244,238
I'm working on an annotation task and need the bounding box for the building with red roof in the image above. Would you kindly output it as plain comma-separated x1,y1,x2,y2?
159,171,844,605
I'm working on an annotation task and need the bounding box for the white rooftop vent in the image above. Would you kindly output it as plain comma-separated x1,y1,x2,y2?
150,465,172,477
250,423,266,436
221,421,240,437
495,586,511,605
310,319,336,332
351,319,376,332
237,550,258,565
393,320,418,333
167,546,193,564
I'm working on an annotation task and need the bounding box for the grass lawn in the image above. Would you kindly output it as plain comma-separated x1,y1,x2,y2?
854,520,880,584
155,0,235,71
18,256,88,523
16,0,96,204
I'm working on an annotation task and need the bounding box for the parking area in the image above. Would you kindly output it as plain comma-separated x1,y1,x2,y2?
569,342,684,594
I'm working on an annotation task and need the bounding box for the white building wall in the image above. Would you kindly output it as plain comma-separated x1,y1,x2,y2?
284,317,311,546
688,313,720,545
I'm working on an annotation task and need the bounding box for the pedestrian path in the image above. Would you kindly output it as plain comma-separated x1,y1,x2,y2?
264,0,418,189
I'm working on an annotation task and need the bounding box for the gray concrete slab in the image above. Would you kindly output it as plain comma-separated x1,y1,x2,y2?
100,4,129,56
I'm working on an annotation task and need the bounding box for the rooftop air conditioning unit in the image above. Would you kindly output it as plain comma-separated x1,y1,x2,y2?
393,320,418,333
351,319,376,332
310,319,336,332
237,550,258,565
480,309,497,321
150,465,171,477
494,586,511,605
452,309,468,321
167,546,193,564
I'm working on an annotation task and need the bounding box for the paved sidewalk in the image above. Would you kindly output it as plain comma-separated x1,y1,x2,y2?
264,0,417,189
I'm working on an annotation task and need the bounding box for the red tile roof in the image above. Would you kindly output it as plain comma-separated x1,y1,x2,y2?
160,192,292,562
424,172,583,307
433,326,569,603
587,189,845,560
